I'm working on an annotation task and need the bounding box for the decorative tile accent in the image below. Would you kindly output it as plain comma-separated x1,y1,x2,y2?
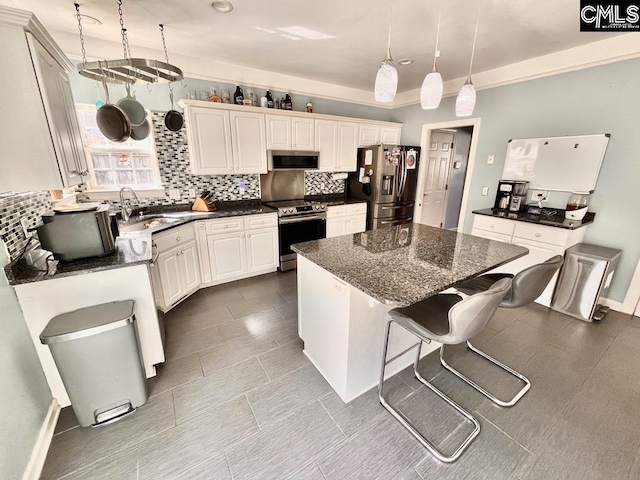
0,191,51,261
304,172,346,196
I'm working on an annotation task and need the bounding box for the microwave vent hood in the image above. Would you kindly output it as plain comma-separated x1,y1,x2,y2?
268,150,319,170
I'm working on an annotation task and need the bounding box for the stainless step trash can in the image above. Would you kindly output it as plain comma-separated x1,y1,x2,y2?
551,243,621,322
40,300,148,427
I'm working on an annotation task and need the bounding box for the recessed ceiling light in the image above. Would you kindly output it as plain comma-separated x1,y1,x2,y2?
73,14,102,26
211,1,233,13
398,59,414,66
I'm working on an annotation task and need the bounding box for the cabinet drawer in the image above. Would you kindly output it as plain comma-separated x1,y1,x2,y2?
513,223,570,246
473,215,515,236
346,203,367,216
471,228,512,243
244,214,277,230
206,217,244,235
327,206,347,218
153,224,195,252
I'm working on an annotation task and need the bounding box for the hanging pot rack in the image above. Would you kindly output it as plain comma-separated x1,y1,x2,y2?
74,2,183,85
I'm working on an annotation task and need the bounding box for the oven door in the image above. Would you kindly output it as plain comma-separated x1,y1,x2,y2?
278,214,326,270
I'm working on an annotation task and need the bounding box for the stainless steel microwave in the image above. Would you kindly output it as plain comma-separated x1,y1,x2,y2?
267,150,319,170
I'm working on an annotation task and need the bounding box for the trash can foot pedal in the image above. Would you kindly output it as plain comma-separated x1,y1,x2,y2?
92,403,136,427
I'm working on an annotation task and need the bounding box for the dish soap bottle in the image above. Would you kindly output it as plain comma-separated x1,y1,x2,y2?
234,86,244,105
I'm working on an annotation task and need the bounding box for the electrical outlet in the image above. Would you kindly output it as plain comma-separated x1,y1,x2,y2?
481,186,489,196
237,180,246,194
20,218,32,238
188,189,196,198
169,189,181,200
320,182,326,192
487,155,495,165
530,190,549,202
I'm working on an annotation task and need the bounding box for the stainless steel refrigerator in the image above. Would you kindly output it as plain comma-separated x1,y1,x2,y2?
348,145,421,230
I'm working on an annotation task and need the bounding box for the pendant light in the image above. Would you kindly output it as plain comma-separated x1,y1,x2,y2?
374,0,398,103
456,3,481,117
420,10,443,110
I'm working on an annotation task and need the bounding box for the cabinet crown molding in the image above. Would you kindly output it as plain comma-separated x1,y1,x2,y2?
178,99,403,128
0,6,73,71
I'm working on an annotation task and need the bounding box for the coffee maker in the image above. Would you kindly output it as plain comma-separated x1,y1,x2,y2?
494,180,529,211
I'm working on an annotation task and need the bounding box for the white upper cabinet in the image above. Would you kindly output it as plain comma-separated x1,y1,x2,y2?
0,18,88,191
358,124,380,147
230,111,267,174
266,115,291,150
266,115,315,151
291,117,315,150
336,122,359,172
380,126,402,145
186,107,234,175
186,107,266,174
316,120,358,172
315,120,338,171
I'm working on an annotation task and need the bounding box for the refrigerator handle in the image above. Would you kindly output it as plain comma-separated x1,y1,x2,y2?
399,150,408,199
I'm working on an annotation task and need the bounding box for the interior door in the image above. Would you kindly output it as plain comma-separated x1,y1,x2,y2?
419,131,454,227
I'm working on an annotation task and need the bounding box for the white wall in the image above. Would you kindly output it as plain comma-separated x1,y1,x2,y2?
0,241,52,478
391,58,640,304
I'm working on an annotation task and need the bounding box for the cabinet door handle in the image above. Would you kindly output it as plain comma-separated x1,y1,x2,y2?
247,234,251,237
224,225,229,229
489,224,494,228
176,236,181,241
535,233,541,237
241,235,245,238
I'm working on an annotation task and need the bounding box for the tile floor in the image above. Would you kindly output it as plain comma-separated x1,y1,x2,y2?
42,270,640,479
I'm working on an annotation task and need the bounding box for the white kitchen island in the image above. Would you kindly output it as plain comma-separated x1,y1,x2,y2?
293,224,528,403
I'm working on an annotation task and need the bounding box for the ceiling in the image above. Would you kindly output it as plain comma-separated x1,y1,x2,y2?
1,0,624,94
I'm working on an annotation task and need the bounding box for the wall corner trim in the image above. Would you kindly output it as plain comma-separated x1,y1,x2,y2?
22,399,60,480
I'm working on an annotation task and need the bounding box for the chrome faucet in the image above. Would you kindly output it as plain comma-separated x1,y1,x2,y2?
119,187,140,222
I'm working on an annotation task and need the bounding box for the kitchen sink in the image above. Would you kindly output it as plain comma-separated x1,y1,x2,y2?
119,217,182,232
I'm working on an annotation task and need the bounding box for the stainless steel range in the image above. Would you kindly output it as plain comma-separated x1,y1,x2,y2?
262,199,327,271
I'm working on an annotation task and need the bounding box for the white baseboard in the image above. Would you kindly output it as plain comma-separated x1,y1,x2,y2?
600,297,623,312
23,399,60,480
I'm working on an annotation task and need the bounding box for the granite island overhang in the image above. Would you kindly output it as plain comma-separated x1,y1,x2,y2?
291,224,528,403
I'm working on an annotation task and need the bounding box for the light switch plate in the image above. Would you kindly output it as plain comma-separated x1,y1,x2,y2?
169,189,181,200
481,186,489,196
487,155,495,165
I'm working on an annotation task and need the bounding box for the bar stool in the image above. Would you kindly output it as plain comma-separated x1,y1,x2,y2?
433,256,562,409
454,255,564,308
378,278,515,463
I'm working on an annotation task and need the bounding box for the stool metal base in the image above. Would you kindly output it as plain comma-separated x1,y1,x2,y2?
440,341,531,407
378,320,481,463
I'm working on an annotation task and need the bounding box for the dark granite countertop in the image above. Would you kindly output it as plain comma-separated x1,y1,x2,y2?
304,194,366,206
118,200,276,235
7,201,276,286
291,223,528,306
6,235,153,286
472,208,595,230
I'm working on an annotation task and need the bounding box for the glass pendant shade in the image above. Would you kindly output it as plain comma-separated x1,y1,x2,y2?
420,70,443,109
455,81,476,117
374,58,398,103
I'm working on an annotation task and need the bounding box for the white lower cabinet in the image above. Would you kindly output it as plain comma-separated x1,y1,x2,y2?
201,213,279,285
471,214,588,306
207,231,248,281
246,228,279,272
327,203,368,238
154,239,201,310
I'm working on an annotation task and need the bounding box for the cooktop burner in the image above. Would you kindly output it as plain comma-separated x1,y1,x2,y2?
263,199,327,217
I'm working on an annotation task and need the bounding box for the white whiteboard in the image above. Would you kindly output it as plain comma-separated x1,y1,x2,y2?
502,134,610,192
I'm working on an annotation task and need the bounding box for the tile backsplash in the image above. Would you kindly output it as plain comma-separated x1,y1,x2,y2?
304,172,346,196
0,191,51,261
